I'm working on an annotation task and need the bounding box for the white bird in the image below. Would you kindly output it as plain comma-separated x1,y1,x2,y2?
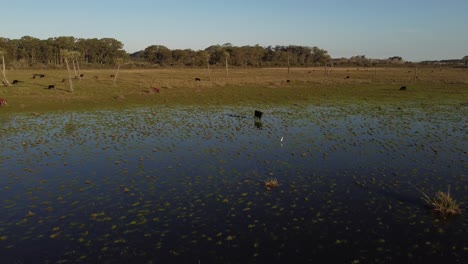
280,137,284,142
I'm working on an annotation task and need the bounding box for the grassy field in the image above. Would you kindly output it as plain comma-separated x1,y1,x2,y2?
0,67,467,114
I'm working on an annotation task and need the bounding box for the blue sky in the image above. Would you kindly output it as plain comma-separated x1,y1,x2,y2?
2,0,467,61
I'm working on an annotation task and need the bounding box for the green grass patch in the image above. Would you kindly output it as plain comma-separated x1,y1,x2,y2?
1,67,467,114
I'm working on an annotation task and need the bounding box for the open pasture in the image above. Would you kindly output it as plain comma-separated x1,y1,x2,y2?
0,67,467,113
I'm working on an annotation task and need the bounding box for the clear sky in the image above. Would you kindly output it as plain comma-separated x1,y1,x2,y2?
2,0,467,61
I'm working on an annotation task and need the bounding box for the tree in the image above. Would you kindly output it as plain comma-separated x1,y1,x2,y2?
463,56,468,67
143,45,172,65
0,50,11,86
310,47,331,66
60,50,74,92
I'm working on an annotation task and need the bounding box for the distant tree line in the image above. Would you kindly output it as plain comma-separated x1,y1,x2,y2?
0,36,331,68
0,36,126,68
133,43,332,67
1,36,466,68
333,55,406,67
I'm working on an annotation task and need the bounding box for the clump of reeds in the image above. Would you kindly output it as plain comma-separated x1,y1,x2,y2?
264,178,279,190
414,185,461,216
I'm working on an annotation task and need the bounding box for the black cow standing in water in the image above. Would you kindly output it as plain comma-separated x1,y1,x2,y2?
254,110,263,129
254,110,263,121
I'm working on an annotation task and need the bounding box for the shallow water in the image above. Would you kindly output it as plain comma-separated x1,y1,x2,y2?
0,104,467,263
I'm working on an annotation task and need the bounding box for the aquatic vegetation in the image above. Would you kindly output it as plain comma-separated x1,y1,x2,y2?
0,105,466,263
416,185,462,216
264,178,279,190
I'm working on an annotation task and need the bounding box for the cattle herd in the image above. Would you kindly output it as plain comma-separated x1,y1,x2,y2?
1,72,410,110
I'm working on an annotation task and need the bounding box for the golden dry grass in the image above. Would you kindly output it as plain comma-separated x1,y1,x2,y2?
416,185,462,216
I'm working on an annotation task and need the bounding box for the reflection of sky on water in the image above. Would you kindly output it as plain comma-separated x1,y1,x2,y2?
0,105,466,263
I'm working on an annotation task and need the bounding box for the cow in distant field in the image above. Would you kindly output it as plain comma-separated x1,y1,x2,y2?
399,86,407,91
32,74,45,79
254,110,263,121
48,85,55,89
0,98,7,106
12,80,21,84
80,74,84,78
110,74,115,78
195,77,201,81
153,87,160,93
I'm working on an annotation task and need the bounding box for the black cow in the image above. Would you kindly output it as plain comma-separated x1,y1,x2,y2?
286,79,290,83
80,74,84,78
195,77,201,81
399,86,407,91
48,85,55,89
12,80,20,84
254,110,263,121
110,74,115,78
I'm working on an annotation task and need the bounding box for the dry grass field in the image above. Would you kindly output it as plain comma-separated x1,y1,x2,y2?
0,67,467,114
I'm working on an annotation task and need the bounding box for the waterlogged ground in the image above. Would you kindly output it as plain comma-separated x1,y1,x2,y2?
0,104,467,263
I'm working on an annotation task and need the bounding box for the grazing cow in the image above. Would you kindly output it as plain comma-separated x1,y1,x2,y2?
110,74,115,78
399,86,407,91
62,79,66,83
254,110,263,121
0,98,7,106
153,87,160,93
12,80,20,84
80,74,84,78
286,80,290,83
48,85,55,89
346,76,350,79
195,77,201,81
32,74,45,79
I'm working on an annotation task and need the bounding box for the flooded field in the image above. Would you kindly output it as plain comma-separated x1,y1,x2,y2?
0,104,466,263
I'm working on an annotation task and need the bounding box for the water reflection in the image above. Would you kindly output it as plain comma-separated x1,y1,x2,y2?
0,105,466,263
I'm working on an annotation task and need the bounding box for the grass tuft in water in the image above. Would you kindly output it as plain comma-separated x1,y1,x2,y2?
414,185,462,216
264,178,279,190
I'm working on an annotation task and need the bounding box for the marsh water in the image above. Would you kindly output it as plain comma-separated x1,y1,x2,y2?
0,104,467,263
